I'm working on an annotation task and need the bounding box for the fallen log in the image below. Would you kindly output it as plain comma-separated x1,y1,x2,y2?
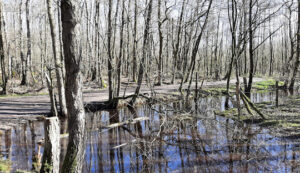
240,90,267,120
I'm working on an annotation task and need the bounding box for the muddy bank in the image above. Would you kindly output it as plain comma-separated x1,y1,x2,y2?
215,91,300,139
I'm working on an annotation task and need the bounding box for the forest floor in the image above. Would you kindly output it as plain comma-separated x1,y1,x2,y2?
0,77,271,125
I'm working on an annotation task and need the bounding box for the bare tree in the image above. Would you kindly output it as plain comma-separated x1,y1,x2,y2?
129,0,153,106
60,0,86,172
0,0,7,94
289,0,300,90
46,0,67,117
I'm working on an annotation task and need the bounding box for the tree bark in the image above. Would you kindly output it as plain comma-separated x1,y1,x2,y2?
129,0,153,106
245,0,254,96
132,0,137,82
107,0,114,101
46,0,67,117
19,0,27,86
289,0,300,89
0,1,7,94
40,117,60,173
61,0,86,172
0,0,7,95
157,0,163,86
25,0,31,83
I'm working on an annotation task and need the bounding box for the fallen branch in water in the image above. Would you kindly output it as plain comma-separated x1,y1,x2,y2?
240,89,267,120
105,117,149,129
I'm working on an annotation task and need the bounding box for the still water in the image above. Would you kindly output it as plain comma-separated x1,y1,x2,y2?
1,90,300,172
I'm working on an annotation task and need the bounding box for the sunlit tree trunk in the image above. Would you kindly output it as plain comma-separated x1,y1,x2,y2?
19,0,27,86
41,117,60,173
46,0,67,117
132,0,137,82
61,0,86,172
289,0,300,89
107,0,114,101
25,0,31,82
129,0,153,106
0,0,7,94
245,0,254,96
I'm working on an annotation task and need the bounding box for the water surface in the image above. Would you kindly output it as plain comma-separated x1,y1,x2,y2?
1,90,300,172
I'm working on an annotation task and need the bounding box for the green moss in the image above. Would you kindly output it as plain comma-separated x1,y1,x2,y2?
215,108,238,117
0,159,11,172
253,79,284,90
281,122,300,128
101,80,107,88
42,162,53,172
259,120,279,127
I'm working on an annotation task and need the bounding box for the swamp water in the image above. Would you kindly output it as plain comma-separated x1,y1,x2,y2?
1,90,300,172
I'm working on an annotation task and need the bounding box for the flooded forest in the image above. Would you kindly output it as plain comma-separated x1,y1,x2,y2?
0,0,300,172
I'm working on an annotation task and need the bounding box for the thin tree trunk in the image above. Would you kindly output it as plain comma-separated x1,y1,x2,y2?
132,0,137,82
129,0,153,106
0,1,7,94
46,0,67,117
19,0,27,86
25,0,31,83
245,0,254,96
157,0,163,86
117,0,125,98
107,0,114,101
185,0,213,100
172,0,186,84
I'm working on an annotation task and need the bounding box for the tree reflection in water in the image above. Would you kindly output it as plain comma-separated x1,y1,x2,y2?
2,91,300,172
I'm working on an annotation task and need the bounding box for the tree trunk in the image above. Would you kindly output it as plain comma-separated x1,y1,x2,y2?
45,71,58,117
185,0,213,100
129,0,153,106
40,117,60,173
25,0,31,83
117,0,125,98
61,0,86,172
157,0,163,86
19,0,27,86
0,1,7,95
172,0,186,84
132,0,137,82
46,0,68,117
245,0,254,96
107,0,114,101
289,0,300,89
